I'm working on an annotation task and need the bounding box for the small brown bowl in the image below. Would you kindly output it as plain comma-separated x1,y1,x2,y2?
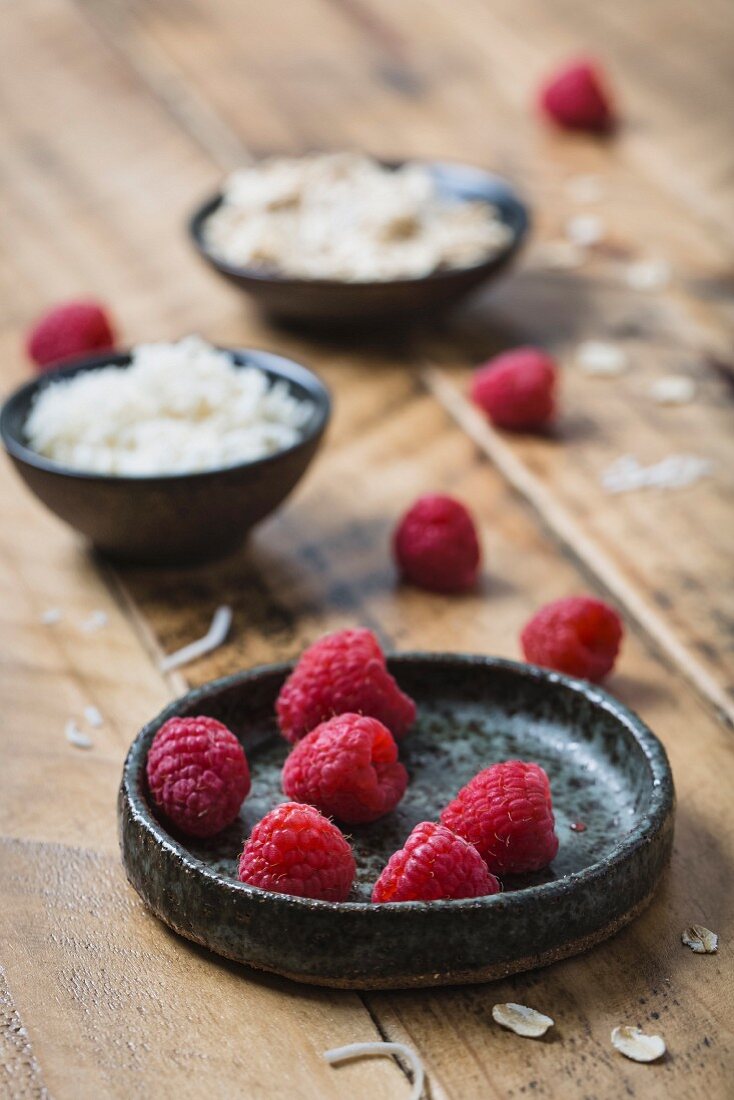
189,160,530,325
1,348,330,566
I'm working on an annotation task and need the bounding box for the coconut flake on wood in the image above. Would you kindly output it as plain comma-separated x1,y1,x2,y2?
492,1003,554,1038
611,1026,666,1063
324,1041,425,1100
682,925,718,953
160,606,233,673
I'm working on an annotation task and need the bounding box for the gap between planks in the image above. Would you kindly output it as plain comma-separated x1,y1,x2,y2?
422,364,734,729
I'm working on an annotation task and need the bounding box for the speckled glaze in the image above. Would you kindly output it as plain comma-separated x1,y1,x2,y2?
119,655,675,988
189,161,530,325
0,348,330,566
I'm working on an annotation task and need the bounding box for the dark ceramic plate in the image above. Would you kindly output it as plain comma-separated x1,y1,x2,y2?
1,348,330,566
119,654,674,989
189,161,530,325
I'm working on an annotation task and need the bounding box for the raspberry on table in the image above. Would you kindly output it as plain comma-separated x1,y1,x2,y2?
471,347,557,432
521,595,623,682
372,821,501,903
282,713,408,825
276,628,416,744
238,801,355,902
146,715,250,838
538,59,615,133
393,494,481,593
441,761,559,876
26,300,115,371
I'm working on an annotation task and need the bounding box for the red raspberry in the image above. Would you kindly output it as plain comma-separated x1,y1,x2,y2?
372,821,500,903
539,59,615,133
146,716,250,838
276,628,416,744
471,347,557,431
26,301,115,371
282,713,408,825
393,494,481,593
521,595,623,682
238,802,355,902
441,761,558,875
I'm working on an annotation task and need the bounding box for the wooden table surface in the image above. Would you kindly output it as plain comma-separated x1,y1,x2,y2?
1,1,732,1097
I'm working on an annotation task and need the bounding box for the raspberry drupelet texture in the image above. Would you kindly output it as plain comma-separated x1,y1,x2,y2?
372,821,500,903
26,300,115,371
441,761,559,875
521,595,623,682
471,347,557,432
282,713,408,824
146,716,250,838
276,628,416,744
238,801,355,902
393,494,481,593
538,59,615,133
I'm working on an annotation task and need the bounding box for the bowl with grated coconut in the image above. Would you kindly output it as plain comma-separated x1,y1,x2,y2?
1,336,331,565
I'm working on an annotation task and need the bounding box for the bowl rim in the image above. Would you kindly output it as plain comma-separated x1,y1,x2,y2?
121,652,675,917
188,157,530,289
0,345,332,484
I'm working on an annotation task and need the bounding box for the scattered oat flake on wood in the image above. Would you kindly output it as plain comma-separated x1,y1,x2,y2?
611,1026,666,1062
65,720,93,750
80,610,108,633
83,705,104,729
625,258,671,291
565,213,604,246
650,376,696,405
160,605,233,673
682,925,718,953
603,453,713,494
324,1041,424,1100
40,607,62,625
492,1003,554,1038
576,341,629,376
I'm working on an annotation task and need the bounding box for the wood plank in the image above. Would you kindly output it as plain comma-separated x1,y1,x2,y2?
1,1,732,1098
89,0,734,713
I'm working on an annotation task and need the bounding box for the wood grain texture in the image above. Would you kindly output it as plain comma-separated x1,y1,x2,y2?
0,0,732,1097
80,0,734,713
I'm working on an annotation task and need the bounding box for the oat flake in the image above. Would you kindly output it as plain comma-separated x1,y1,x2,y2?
611,1025,666,1063
492,1003,554,1038
576,341,629,376
682,925,718,954
650,376,696,405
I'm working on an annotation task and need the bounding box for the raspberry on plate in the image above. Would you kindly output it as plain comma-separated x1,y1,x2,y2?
146,715,250,838
441,761,559,876
521,595,623,682
393,494,481,593
372,821,500,903
26,300,115,371
282,713,408,824
538,59,615,133
238,802,355,902
276,628,416,744
471,347,557,432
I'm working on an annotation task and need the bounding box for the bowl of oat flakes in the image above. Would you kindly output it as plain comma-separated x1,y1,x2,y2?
189,153,529,324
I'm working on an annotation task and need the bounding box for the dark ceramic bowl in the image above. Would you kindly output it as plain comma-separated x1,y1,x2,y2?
189,161,530,325
119,654,675,988
1,348,330,565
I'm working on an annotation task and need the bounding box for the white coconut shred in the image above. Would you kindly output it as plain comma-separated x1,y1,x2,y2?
203,152,511,281
24,336,313,476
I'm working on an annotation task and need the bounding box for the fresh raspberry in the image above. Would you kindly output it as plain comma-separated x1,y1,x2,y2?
521,595,623,682
471,347,557,431
441,761,558,875
393,494,481,593
372,821,500,903
276,628,416,744
238,801,355,902
146,716,250,838
539,59,615,133
282,713,408,825
26,300,115,371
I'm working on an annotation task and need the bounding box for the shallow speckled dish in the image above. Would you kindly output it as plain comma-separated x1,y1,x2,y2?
119,655,674,989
